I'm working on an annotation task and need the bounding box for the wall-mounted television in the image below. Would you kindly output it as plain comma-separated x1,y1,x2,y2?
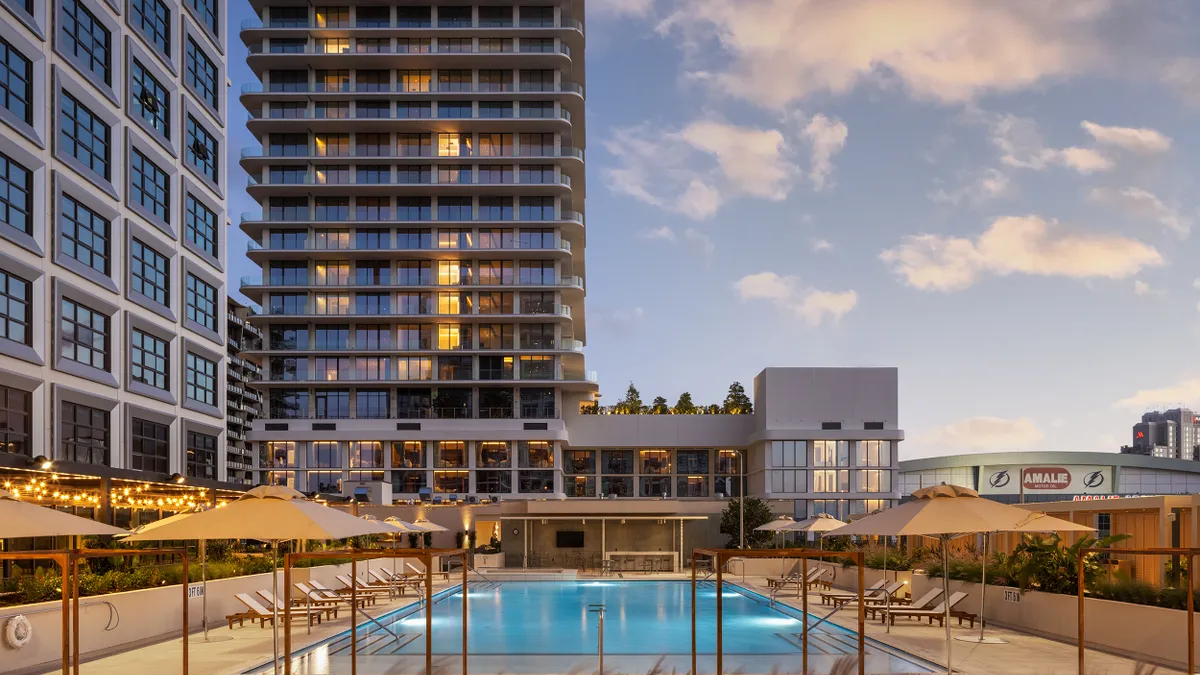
556,531,585,548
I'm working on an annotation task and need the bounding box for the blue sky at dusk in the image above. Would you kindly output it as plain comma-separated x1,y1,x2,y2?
227,0,1200,458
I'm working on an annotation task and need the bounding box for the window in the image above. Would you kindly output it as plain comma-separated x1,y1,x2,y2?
813,469,850,493
478,6,512,27
188,0,218,34
269,70,307,93
397,101,431,119
479,196,512,219
677,449,709,474
270,389,309,418
479,70,513,92
185,351,216,405
315,6,348,27
518,261,554,285
396,38,431,53
354,324,389,349
519,355,553,379
61,93,111,180
397,356,431,380
437,133,472,157
519,69,554,92
519,471,554,494
520,5,555,27
398,70,430,93
187,116,218,182
314,325,348,349
130,328,169,389
857,440,893,467
132,0,171,54
0,385,31,457
185,38,218,109
438,101,472,119
60,401,109,464
356,6,389,27
478,102,513,118
770,440,807,467
520,165,554,184
185,194,218,258
315,389,351,418
439,37,470,53
131,148,170,223
813,440,851,467
356,390,389,418
131,238,170,305
356,100,389,118
857,469,891,493
520,133,555,156
397,134,431,157
478,292,513,314
520,38,554,53
316,102,347,119
770,470,806,494
315,196,348,220
61,194,111,275
0,37,32,124
129,417,169,472
438,70,471,92
185,273,217,333
186,430,217,479
0,152,32,235
61,0,111,84
520,292,554,314
131,60,170,138
396,229,432,249
269,356,308,380
438,5,471,27
519,228,553,248
479,133,513,157
396,6,430,27
0,270,31,345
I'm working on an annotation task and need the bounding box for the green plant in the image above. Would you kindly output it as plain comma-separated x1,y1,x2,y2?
467,530,477,551
1091,573,1199,610
862,545,916,571
718,497,774,548
407,533,419,548
722,382,753,414
455,531,466,549
423,532,433,547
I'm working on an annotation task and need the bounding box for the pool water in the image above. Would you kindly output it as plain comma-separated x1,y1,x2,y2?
261,581,937,675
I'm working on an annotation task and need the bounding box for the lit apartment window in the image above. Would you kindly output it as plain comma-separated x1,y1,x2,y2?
0,37,33,125
0,152,32,235
315,6,349,28
131,60,170,138
398,69,430,92
131,0,171,55
61,0,111,84
0,270,31,346
61,93,111,180
130,328,169,389
396,38,431,54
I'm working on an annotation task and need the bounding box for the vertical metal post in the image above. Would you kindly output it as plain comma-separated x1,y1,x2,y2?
284,555,293,675
1189,553,1195,675
597,608,604,675
351,557,358,675
801,555,808,675
690,552,696,675
1077,547,1085,675
72,554,80,675
426,553,433,675
857,552,865,675
60,554,69,675
201,540,208,641
182,548,189,675
716,554,723,675
463,555,469,675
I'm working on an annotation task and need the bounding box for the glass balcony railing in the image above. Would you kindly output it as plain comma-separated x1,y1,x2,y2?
247,42,572,57
242,81,583,96
241,17,583,33
241,146,584,161
247,239,575,253
247,172,572,188
241,275,584,290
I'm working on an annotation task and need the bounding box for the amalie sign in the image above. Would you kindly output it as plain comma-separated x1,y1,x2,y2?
980,464,1112,495
1021,467,1071,490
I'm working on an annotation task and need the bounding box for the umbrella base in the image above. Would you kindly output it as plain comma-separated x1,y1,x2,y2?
189,635,235,644
954,636,1008,644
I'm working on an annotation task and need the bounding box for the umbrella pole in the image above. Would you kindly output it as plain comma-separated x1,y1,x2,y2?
942,536,952,675
201,540,208,641
272,541,280,675
955,534,1007,644
884,537,890,635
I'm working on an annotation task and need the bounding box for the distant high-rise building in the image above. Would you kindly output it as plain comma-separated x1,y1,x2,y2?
226,298,264,485
1122,408,1199,460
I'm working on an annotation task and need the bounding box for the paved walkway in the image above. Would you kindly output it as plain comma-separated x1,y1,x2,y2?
735,575,1184,675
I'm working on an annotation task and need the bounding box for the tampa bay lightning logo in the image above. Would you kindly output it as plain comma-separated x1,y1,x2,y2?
989,470,1010,489
1083,471,1105,489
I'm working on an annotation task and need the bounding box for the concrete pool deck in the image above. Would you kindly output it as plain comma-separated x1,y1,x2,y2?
36,573,1185,675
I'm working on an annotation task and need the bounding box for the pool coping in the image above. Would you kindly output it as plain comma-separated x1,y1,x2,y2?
241,579,942,674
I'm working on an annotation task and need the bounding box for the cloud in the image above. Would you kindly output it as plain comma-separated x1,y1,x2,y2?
1162,57,1200,107
881,214,1164,292
1087,187,1191,238
924,416,1045,451
656,0,1116,108
990,114,1113,174
640,225,677,242
1193,278,1200,290
684,228,716,255
1081,121,1172,154
640,226,717,258
604,120,803,220
811,238,833,252
593,0,655,17
1132,280,1164,297
734,272,856,325
1115,378,1200,410
928,168,1011,206
801,114,849,190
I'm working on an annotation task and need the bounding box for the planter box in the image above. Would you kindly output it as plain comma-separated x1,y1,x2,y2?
474,553,504,569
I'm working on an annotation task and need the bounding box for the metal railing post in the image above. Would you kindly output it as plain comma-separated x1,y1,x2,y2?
588,604,605,675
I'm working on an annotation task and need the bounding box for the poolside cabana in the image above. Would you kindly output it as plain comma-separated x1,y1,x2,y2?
502,514,709,571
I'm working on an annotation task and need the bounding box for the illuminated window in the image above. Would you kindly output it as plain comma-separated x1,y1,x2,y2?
437,441,466,468
437,133,472,157
314,6,348,27
398,70,430,92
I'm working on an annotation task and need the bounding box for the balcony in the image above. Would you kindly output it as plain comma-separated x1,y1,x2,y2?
250,302,574,320
263,406,562,421
248,106,572,123
246,173,572,189
240,17,584,34
247,42,572,58
240,146,584,162
241,275,584,292
241,81,583,96
247,239,573,253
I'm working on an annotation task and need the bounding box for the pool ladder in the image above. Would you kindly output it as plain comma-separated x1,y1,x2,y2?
588,603,606,675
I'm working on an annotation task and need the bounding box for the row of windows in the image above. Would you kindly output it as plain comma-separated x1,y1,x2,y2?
0,150,219,259
264,291,562,317
268,322,560,350
262,469,557,496
261,439,553,469
263,196,558,222
268,100,560,120
770,469,893,494
264,228,559,249
264,37,560,55
265,5,557,29
267,132,556,157
269,69,557,93
267,260,558,284
266,386,555,420
768,440,894,468
265,354,557,382
264,164,562,185
561,449,745,476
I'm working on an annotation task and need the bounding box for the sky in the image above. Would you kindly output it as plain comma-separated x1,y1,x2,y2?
226,0,1200,460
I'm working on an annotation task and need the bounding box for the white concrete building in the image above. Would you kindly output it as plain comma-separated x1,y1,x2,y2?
0,0,235,503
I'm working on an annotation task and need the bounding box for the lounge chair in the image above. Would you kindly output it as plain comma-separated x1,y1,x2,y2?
830,581,904,610
770,568,829,596
232,593,323,628
766,567,807,589
370,569,423,595
336,574,397,599
818,579,885,605
257,589,338,621
311,580,379,606
295,581,370,609
879,591,969,626
866,588,942,621
807,567,833,591
406,561,450,581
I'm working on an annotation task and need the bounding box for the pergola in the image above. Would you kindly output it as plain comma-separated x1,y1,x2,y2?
282,548,469,675
691,548,867,675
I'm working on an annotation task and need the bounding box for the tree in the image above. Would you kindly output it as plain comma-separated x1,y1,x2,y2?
649,396,670,414
719,497,774,548
722,382,753,414
703,404,721,415
613,382,644,414
579,400,600,415
672,392,699,415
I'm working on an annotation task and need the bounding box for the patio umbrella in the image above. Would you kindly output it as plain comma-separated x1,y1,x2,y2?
124,485,395,673
782,513,847,550
754,515,795,548
0,489,127,538
825,484,1093,674
412,517,447,548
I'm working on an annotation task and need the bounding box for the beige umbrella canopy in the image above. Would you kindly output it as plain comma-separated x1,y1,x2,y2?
782,513,847,550
826,484,1095,674
0,489,126,538
754,515,795,531
412,517,448,532
383,516,428,532
124,486,396,673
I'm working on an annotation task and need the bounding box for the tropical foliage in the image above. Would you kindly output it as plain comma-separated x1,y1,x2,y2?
718,497,775,548
581,382,754,415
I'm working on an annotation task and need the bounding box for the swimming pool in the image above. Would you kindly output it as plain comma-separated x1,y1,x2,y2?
259,581,937,675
